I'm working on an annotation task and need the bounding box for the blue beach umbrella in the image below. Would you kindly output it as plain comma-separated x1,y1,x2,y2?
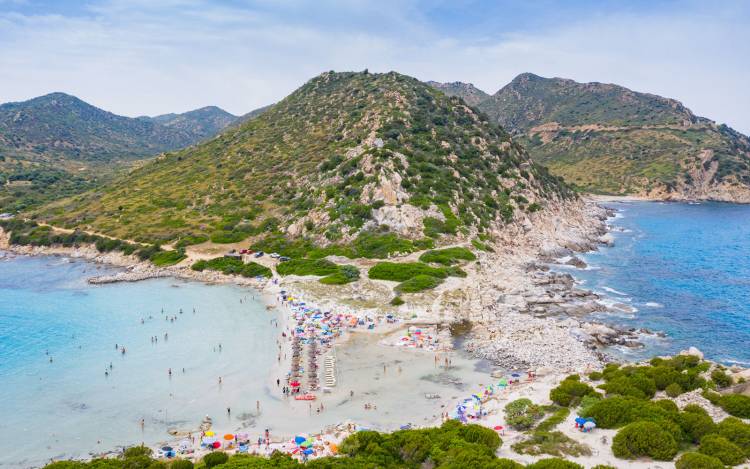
303,448,314,455
294,436,306,445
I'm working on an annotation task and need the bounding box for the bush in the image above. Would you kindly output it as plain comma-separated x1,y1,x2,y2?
149,249,186,266
588,371,603,381
395,274,443,293
665,382,684,398
699,434,746,465
123,445,152,458
504,398,545,430
525,458,584,469
678,406,717,444
582,396,672,429
578,394,602,415
418,247,476,265
203,451,229,468
390,296,405,306
718,394,750,418
368,262,449,281
711,369,733,388
675,452,725,469
716,417,750,456
319,265,360,285
170,460,194,469
536,407,571,432
549,377,597,407
190,257,271,278
276,258,339,276
612,421,678,460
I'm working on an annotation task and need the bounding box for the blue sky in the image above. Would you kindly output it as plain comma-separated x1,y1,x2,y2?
1,0,748,133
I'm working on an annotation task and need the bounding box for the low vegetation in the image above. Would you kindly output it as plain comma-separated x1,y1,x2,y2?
191,257,272,278
368,261,466,293
276,258,359,285
418,246,476,265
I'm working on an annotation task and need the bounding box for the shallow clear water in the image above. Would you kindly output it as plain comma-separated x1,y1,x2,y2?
573,201,750,365
0,254,489,468
0,254,279,467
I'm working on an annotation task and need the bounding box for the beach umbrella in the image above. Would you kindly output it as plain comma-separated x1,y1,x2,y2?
205,430,215,437
574,417,586,426
511,373,521,378
212,441,221,449
161,446,173,452
301,440,313,448
178,440,191,450
294,436,307,445
224,434,235,441
303,448,314,455
584,421,596,430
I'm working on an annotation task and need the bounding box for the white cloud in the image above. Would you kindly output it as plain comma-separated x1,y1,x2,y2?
0,0,747,133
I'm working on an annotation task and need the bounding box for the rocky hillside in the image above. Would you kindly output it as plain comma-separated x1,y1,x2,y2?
475,74,750,202
0,93,236,212
425,81,490,107
145,106,238,142
35,71,572,246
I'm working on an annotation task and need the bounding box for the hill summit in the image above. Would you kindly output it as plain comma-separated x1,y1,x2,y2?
37,71,571,246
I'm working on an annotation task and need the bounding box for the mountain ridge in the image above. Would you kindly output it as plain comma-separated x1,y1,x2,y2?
429,74,750,202
35,70,571,246
0,93,240,212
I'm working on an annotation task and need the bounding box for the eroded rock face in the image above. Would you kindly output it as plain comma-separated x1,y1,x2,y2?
369,204,441,237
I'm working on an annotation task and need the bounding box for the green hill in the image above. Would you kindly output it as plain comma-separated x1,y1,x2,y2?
0,93,237,212
475,74,750,201
145,105,238,142
425,81,490,107
34,70,571,247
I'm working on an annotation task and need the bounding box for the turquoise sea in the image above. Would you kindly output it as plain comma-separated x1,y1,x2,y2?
0,253,491,468
0,255,279,467
574,201,750,365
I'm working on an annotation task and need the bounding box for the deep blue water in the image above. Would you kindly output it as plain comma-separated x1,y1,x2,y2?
574,201,750,365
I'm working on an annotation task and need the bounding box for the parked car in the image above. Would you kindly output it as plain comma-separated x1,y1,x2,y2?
278,256,291,262
239,249,248,254
254,251,264,258
269,252,280,259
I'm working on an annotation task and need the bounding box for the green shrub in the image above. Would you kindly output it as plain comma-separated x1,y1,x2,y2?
578,394,602,415
588,371,603,381
390,296,405,306
418,247,476,265
711,369,733,388
699,434,746,465
170,460,194,469
471,239,493,252
319,265,360,285
678,406,717,444
612,421,678,460
276,258,339,276
525,458,584,469
582,396,672,429
549,376,597,407
209,230,247,244
123,445,152,458
395,274,443,293
202,451,229,467
149,249,186,266
190,257,271,278
716,417,750,457
665,382,684,398
504,398,545,430
368,262,449,281
675,452,725,469
718,394,750,418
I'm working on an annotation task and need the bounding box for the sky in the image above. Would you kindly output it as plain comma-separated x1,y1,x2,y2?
0,0,748,133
